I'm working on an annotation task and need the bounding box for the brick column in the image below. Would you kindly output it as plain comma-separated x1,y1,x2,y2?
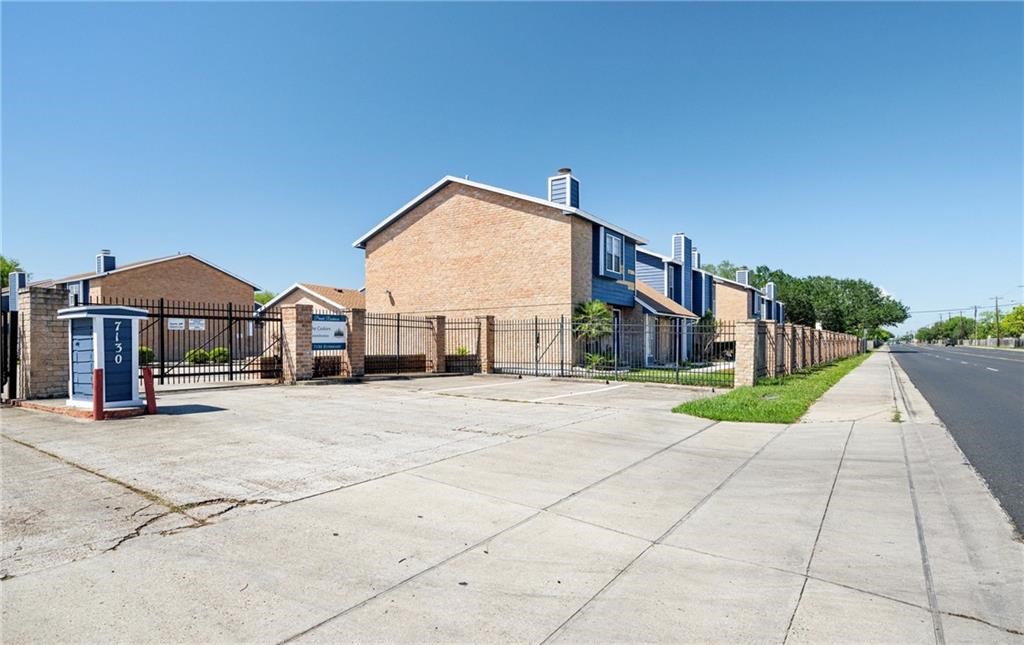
801,326,811,368
346,308,365,377
281,304,312,383
763,321,778,378
428,316,446,374
814,329,823,366
784,323,797,373
734,320,760,387
18,286,70,400
478,316,495,374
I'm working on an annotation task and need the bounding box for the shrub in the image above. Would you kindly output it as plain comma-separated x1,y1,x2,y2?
455,345,470,356
185,348,209,364
138,345,155,365
585,352,612,370
208,347,230,364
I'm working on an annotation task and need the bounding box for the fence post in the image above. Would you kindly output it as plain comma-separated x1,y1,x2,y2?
763,321,778,379
281,304,313,383
17,286,70,400
5,310,18,400
734,319,759,387
347,308,365,377
478,316,495,374
227,302,234,381
158,298,166,385
559,315,565,377
429,316,446,374
534,316,539,377
395,313,401,375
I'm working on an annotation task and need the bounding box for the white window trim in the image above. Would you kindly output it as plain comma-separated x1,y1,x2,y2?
605,231,623,275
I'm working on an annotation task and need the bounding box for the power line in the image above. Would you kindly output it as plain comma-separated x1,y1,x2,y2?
908,302,1017,315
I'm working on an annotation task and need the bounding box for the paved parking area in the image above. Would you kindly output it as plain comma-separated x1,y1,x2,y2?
1,370,1021,643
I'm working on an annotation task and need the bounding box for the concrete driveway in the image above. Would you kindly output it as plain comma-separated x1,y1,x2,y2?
1,368,1021,643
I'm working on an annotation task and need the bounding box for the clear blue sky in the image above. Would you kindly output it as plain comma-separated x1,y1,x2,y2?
3,2,1021,333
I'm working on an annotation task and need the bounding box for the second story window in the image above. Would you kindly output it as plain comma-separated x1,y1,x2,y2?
605,233,623,274
667,268,675,300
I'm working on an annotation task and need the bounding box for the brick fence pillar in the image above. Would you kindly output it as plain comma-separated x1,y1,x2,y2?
281,304,312,383
478,315,495,374
734,319,761,387
763,321,778,378
346,308,365,377
784,323,797,374
428,316,446,374
814,329,823,365
18,286,70,400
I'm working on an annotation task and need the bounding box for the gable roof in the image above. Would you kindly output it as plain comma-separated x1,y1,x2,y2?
635,280,698,319
48,253,260,290
352,175,648,249
259,283,365,311
636,247,681,266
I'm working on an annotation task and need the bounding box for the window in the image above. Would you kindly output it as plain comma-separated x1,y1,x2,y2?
605,233,623,274
667,268,675,300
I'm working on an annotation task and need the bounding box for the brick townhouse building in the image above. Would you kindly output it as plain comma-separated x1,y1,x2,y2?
353,169,696,323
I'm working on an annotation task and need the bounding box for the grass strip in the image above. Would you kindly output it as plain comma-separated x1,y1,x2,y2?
672,352,872,423
590,368,734,388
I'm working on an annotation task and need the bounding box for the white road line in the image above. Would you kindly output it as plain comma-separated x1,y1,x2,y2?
960,361,968,365
529,384,628,402
427,380,528,394
987,367,999,372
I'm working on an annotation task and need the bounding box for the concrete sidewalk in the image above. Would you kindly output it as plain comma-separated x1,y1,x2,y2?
2,356,1021,643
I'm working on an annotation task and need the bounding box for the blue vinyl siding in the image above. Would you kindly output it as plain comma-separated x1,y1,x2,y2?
691,270,703,315
71,319,94,400
704,274,715,317
635,250,664,292
592,224,635,307
569,178,580,208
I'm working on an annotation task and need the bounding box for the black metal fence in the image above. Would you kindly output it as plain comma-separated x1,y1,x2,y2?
445,318,481,374
91,297,283,384
365,313,434,374
1,310,17,400
493,318,735,387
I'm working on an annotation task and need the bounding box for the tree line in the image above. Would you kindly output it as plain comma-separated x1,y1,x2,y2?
913,306,1024,342
699,260,908,338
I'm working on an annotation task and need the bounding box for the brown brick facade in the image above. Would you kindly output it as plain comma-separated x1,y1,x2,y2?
363,183,589,320
89,256,254,307
713,282,752,322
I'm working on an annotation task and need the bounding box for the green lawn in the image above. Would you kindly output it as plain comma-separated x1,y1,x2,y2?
672,352,871,423
590,367,734,388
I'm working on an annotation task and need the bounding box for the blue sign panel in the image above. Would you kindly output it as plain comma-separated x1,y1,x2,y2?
312,314,347,350
103,318,135,402
70,319,94,400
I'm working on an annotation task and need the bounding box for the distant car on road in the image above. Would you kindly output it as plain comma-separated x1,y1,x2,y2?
944,338,957,347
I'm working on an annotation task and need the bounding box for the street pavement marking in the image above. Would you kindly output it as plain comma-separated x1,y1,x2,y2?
960,361,968,365
427,380,528,394
986,367,999,372
529,384,629,402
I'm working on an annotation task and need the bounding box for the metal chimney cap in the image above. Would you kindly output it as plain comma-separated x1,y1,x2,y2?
557,167,572,175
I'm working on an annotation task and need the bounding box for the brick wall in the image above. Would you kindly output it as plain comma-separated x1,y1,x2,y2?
363,182,579,319
281,305,312,382
90,256,254,308
713,282,751,322
18,287,70,400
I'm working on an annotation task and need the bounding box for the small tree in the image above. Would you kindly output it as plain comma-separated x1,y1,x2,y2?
573,300,613,340
0,255,25,288
254,291,276,306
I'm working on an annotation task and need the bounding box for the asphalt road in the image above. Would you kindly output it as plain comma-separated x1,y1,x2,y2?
892,343,1024,532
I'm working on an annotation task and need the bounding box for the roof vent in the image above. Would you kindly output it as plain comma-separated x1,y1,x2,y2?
736,267,750,286
547,168,580,208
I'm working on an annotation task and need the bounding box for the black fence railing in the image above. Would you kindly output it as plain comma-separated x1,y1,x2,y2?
493,318,735,388
365,313,435,374
89,296,283,384
1,310,18,400
445,318,481,374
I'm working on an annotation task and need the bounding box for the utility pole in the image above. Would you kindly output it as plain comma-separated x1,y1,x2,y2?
959,310,964,343
973,305,978,342
991,297,1001,347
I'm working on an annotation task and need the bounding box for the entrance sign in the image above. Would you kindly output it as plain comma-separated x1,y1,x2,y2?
57,305,149,409
312,314,347,350
188,318,206,331
167,318,185,331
